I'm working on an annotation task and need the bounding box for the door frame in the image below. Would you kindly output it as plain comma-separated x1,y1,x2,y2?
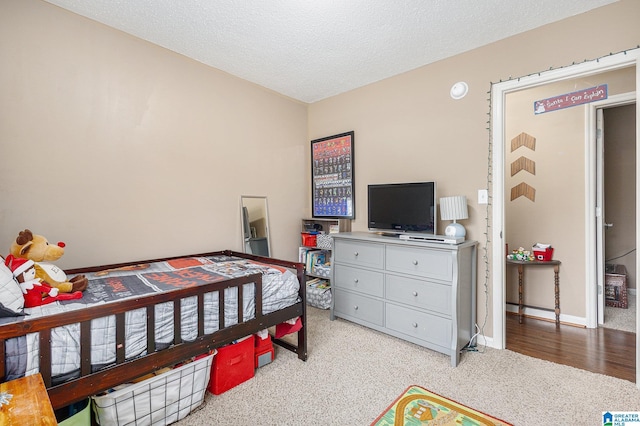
490,49,640,387
587,94,636,328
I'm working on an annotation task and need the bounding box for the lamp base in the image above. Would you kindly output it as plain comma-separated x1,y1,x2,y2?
444,222,466,239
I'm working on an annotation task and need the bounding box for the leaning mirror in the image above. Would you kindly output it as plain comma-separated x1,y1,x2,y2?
240,196,271,257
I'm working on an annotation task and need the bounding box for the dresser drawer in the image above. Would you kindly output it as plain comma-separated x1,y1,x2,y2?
385,303,451,348
385,245,452,281
334,265,384,297
385,274,451,316
334,239,384,269
333,289,384,326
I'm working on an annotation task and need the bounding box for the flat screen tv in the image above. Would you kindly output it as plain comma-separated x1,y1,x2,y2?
368,182,436,235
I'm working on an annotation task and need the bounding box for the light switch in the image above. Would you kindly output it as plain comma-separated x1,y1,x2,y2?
478,189,488,205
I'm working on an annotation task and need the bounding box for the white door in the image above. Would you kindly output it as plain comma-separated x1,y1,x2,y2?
593,99,636,326
596,108,606,325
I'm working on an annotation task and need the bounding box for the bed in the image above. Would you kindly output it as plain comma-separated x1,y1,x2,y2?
0,250,307,410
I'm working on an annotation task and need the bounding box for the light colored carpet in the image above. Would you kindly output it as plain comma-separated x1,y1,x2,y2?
603,295,636,333
177,307,640,426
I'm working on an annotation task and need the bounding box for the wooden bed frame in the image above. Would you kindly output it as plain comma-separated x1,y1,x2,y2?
0,250,307,410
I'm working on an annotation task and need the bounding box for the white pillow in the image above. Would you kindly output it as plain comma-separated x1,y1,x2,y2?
0,260,25,316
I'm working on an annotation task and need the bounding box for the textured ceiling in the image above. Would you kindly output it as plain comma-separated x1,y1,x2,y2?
44,0,618,103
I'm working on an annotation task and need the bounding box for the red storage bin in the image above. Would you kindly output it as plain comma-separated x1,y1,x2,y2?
208,336,254,395
254,334,274,368
301,233,317,247
533,248,554,261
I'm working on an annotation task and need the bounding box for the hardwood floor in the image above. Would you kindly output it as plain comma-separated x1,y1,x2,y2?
506,313,636,382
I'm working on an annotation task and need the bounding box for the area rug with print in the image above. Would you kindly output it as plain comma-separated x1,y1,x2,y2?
371,385,512,426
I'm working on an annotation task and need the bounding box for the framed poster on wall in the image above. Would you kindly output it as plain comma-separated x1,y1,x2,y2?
311,131,355,219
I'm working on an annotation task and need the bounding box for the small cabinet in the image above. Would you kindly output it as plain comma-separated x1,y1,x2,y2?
299,218,351,309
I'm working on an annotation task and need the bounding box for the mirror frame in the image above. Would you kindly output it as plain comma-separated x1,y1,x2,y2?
240,195,271,257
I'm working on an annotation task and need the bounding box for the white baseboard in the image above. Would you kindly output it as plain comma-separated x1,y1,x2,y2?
472,333,495,349
505,304,587,327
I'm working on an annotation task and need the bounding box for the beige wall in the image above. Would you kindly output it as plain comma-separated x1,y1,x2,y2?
308,0,640,335
0,0,308,267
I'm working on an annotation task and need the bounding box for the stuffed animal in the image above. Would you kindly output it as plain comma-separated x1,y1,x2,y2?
0,255,26,317
506,246,535,262
5,255,82,307
10,229,88,293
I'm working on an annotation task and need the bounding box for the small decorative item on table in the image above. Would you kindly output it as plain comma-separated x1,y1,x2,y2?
532,243,554,261
506,246,534,261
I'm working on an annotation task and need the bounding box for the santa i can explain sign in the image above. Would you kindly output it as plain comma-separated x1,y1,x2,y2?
534,84,607,115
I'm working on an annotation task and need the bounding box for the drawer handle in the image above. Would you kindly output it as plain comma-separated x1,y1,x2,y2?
412,291,418,297
412,322,418,328
354,278,359,284
412,260,418,266
354,305,359,311
354,251,359,257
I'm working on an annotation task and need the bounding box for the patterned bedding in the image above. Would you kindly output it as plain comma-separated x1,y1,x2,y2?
4,255,300,381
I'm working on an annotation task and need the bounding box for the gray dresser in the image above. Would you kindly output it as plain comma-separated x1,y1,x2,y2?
330,232,477,366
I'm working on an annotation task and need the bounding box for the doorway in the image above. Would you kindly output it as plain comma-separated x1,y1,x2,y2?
490,49,640,388
597,102,637,331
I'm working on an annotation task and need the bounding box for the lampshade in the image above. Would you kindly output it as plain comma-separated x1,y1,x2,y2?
440,196,468,239
440,196,469,221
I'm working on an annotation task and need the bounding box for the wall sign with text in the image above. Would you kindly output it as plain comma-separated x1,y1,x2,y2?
534,84,608,114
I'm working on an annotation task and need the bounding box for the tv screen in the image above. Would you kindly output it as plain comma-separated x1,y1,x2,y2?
368,182,436,235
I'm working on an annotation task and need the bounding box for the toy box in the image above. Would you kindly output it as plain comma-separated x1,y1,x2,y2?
92,352,214,425
533,247,554,261
208,336,255,395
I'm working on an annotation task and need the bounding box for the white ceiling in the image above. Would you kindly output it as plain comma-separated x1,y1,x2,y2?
44,0,618,103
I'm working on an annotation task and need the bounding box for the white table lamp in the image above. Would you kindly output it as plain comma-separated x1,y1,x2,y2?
440,196,469,238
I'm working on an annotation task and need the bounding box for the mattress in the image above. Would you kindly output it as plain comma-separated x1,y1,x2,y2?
3,255,300,381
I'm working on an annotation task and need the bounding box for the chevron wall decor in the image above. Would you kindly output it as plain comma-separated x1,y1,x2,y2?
511,156,536,176
511,132,536,152
510,182,536,202
510,132,536,201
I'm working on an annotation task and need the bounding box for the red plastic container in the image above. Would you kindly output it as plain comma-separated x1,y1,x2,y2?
301,233,317,247
254,334,274,368
533,248,554,261
208,336,254,395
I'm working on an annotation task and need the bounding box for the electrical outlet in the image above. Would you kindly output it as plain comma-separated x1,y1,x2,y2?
478,189,488,205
